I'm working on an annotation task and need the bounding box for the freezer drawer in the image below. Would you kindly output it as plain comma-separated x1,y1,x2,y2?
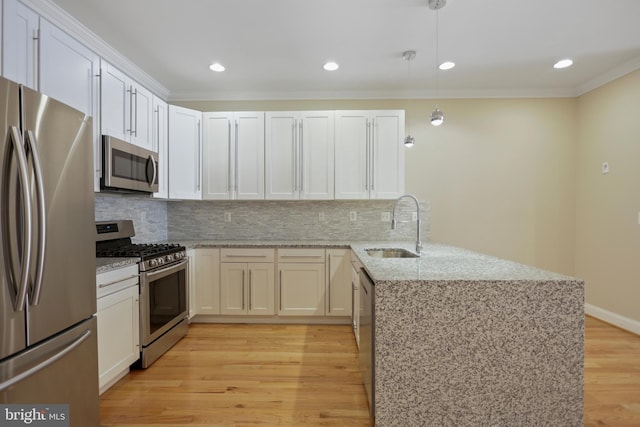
0,317,99,427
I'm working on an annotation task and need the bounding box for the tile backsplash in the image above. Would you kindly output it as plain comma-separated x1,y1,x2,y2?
167,199,430,242
95,194,168,242
96,195,430,243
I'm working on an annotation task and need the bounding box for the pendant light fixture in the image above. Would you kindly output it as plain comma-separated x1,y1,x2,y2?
402,50,416,147
429,0,446,126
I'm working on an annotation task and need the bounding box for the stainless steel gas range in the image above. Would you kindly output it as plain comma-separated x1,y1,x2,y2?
96,220,188,368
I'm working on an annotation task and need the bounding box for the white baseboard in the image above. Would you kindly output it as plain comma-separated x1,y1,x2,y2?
585,303,640,335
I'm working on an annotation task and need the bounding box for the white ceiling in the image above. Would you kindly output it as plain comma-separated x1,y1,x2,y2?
48,0,640,101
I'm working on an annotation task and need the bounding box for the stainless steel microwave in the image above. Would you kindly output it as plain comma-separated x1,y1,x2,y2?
101,135,159,193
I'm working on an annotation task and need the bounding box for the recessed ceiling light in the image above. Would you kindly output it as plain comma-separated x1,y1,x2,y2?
209,63,225,72
323,61,339,71
439,61,455,70
553,59,573,69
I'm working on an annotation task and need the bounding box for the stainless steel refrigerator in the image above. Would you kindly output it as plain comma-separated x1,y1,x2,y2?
0,76,99,425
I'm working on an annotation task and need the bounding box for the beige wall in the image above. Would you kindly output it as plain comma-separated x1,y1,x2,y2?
176,97,579,276
576,69,640,323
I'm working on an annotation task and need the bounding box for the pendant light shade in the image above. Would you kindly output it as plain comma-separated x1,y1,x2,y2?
430,108,444,126
404,134,415,147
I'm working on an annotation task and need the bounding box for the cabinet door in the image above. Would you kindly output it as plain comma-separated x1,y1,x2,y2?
194,249,220,315
202,112,233,199
247,263,275,315
370,111,405,199
326,249,351,316
100,61,129,141
168,105,202,200
265,112,297,200
97,286,139,393
152,96,169,199
129,84,153,150
39,19,99,117
300,111,334,200
235,112,265,199
2,0,39,89
220,263,247,315
334,111,369,200
278,263,325,316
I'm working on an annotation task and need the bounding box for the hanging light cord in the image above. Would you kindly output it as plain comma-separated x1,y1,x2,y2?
435,8,439,103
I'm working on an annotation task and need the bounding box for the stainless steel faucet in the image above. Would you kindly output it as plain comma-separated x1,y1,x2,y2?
391,194,422,254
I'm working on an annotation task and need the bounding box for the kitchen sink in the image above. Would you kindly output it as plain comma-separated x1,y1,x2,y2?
366,248,419,258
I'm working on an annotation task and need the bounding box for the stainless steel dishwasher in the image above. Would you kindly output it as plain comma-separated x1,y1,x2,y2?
359,268,375,419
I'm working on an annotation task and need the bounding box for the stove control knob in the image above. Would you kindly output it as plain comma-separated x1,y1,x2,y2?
167,254,175,262
150,259,158,268
158,258,165,265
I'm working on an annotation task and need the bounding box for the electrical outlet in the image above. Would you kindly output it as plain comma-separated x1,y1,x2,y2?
318,212,325,222
224,212,232,222
381,212,391,222
602,162,609,174
412,212,418,221
349,211,357,221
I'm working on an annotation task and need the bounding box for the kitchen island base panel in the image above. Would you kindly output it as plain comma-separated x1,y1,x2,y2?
373,279,584,427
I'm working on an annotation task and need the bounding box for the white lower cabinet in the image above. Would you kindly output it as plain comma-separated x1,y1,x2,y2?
278,249,326,316
96,264,139,394
326,249,351,316
193,248,221,315
220,249,275,315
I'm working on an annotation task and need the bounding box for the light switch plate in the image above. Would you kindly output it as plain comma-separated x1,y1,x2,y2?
224,212,231,222
381,212,391,222
349,211,357,221
602,162,609,174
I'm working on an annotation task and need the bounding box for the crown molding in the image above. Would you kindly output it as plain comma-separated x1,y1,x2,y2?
168,87,579,102
20,0,170,99
576,55,640,96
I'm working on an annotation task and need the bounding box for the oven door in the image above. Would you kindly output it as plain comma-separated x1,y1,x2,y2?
139,259,188,346
101,135,159,193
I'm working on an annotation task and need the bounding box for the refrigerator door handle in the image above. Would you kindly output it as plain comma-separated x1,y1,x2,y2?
0,330,91,392
2,126,33,311
25,130,46,305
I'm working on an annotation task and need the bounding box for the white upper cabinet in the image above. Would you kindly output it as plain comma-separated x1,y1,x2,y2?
100,60,153,150
168,104,202,200
2,0,39,89
335,110,405,199
100,62,128,141
39,19,99,117
265,111,334,200
2,4,99,116
152,96,168,199
202,112,265,200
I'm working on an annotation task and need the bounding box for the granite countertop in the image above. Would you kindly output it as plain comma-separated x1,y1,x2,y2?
96,257,139,274
95,239,579,284
350,242,579,282
181,240,352,249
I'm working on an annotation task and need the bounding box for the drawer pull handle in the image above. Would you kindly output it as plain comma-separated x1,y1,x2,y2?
98,274,139,288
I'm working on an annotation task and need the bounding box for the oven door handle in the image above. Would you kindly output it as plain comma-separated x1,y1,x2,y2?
143,259,188,281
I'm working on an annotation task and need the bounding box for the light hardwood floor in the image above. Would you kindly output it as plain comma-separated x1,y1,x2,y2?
100,316,640,427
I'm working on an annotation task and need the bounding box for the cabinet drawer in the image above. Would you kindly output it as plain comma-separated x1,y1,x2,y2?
277,248,325,263
97,264,139,299
221,248,275,263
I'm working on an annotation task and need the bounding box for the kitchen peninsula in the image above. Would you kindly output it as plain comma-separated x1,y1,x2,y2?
99,237,584,426
351,242,584,427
